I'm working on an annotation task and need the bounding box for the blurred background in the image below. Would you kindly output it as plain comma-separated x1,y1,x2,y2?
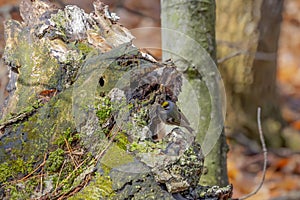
0,0,300,199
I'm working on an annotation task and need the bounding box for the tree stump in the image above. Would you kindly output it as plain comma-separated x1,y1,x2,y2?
0,0,232,199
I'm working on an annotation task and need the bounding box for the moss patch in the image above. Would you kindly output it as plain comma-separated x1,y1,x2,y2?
100,144,134,172
129,140,166,154
68,173,115,200
95,96,113,126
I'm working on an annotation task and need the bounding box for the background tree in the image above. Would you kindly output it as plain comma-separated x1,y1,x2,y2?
216,0,284,149
161,0,228,186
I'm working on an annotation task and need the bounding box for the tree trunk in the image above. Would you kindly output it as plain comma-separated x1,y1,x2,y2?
216,0,284,149
161,0,229,186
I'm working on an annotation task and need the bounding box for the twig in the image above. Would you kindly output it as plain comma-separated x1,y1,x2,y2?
56,172,93,200
64,150,84,156
40,167,44,194
55,159,66,195
64,137,79,167
55,156,90,191
238,107,268,200
217,50,248,64
50,126,120,199
3,153,48,185
23,173,46,181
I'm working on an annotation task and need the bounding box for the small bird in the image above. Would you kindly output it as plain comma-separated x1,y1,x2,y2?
157,100,194,133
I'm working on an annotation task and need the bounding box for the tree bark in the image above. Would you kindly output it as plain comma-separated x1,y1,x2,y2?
216,0,284,149
161,0,229,186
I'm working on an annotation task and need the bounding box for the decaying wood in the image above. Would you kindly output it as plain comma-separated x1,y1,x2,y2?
0,0,232,199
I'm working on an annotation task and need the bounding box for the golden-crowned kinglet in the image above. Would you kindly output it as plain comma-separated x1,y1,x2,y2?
158,100,194,133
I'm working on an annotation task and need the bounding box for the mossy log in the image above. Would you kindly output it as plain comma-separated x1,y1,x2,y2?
0,0,232,199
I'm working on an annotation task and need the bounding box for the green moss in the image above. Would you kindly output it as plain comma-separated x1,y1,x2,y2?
185,65,203,79
5,185,26,200
49,10,67,40
100,144,134,171
114,132,130,151
12,35,61,110
128,140,165,154
0,89,95,197
76,42,94,55
45,148,65,172
133,107,148,127
0,99,86,198
0,162,12,183
95,96,112,125
3,177,40,200
0,155,35,183
51,154,95,197
0,100,42,125
54,127,80,147
68,173,115,200
42,89,76,135
101,164,111,176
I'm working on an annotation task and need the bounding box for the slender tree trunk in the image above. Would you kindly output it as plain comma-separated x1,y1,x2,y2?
216,0,284,148
161,0,229,186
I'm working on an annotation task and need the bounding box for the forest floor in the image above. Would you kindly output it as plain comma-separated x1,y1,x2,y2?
1,1,300,200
